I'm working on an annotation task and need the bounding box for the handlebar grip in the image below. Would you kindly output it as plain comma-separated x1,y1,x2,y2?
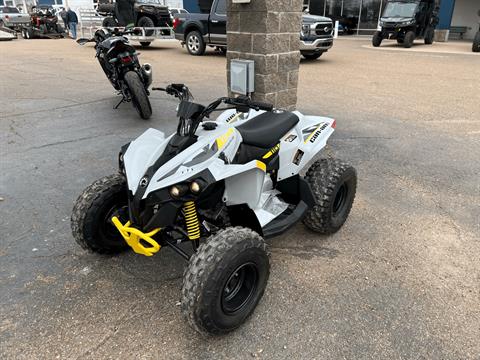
249,101,273,111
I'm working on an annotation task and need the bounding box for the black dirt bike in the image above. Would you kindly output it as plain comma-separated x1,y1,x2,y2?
77,28,153,119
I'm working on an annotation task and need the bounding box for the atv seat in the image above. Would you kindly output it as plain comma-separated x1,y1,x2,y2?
236,111,299,148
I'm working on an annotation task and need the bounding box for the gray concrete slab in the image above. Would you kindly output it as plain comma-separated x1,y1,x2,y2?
1,37,479,359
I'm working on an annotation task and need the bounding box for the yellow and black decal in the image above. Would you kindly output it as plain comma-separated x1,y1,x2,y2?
303,123,329,144
262,143,280,159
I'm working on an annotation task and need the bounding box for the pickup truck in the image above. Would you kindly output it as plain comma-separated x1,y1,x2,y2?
0,6,30,30
173,0,333,60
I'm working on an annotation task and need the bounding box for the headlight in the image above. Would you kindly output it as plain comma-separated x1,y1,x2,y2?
301,24,310,36
190,181,201,194
170,185,180,197
169,184,188,198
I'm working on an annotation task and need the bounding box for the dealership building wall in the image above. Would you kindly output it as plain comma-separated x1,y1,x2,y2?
303,0,478,40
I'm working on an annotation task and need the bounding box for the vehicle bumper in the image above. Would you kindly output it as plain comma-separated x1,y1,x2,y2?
299,37,333,53
175,32,184,42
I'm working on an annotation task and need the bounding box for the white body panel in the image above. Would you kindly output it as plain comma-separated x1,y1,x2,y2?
123,109,335,227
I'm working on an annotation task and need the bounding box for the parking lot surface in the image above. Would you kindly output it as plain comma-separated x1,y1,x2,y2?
1,38,479,359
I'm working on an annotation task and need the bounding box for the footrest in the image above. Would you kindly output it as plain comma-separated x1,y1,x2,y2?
111,216,161,256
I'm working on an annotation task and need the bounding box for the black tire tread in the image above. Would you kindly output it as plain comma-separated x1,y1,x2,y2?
473,32,480,53
124,71,152,120
71,173,128,254
186,30,206,56
372,31,382,47
302,158,356,234
181,227,269,335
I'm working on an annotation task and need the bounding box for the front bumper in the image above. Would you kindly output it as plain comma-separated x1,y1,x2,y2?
299,37,334,53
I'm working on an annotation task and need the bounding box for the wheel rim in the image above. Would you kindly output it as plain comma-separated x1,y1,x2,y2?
333,183,348,216
221,263,258,314
99,201,128,244
188,35,200,52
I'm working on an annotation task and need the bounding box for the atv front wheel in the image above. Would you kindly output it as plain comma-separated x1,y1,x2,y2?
71,173,130,254
303,159,357,234
403,31,415,48
181,227,269,335
372,31,383,47
124,71,152,120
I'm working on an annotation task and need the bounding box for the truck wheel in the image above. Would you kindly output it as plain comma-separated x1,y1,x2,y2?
137,16,154,36
140,42,151,47
301,52,322,60
472,32,480,53
181,227,269,335
424,27,434,45
403,31,415,48
124,71,152,120
71,173,130,254
186,30,206,56
303,158,357,234
372,31,383,47
102,16,116,28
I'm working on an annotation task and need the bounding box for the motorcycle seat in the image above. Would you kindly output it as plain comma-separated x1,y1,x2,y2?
236,111,299,148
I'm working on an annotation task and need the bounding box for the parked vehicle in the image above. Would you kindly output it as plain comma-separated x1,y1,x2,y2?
77,28,153,119
0,6,30,30
98,0,171,39
473,10,480,53
300,14,334,59
71,83,357,335
372,0,439,48
169,7,188,19
20,5,64,39
173,0,334,60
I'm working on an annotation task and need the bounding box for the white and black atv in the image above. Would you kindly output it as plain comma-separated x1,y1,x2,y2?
71,84,357,335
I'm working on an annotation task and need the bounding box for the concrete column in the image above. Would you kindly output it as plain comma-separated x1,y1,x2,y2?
227,0,303,110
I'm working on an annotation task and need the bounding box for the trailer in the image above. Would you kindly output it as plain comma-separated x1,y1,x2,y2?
78,7,173,47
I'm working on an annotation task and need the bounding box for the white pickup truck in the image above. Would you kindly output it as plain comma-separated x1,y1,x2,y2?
0,6,30,30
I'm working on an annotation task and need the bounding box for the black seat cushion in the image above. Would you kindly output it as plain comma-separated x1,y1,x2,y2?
236,111,299,148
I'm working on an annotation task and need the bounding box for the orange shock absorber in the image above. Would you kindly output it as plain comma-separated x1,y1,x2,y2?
183,201,201,240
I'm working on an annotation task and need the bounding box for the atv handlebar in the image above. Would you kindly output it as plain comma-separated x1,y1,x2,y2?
153,84,274,114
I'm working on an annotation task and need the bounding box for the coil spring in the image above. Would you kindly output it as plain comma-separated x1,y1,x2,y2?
183,201,201,240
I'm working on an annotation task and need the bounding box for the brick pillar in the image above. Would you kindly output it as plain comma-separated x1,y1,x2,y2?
227,0,303,110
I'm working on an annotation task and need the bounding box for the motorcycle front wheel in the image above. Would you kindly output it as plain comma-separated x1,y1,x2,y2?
124,71,152,120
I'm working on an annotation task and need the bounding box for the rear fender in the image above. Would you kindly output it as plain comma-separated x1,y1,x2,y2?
277,112,335,181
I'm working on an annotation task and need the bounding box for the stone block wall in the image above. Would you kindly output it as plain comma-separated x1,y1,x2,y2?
226,0,303,110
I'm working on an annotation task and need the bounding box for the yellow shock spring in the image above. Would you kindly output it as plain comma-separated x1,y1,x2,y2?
183,201,201,240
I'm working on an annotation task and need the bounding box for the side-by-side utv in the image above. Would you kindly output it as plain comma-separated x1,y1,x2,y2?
372,0,439,48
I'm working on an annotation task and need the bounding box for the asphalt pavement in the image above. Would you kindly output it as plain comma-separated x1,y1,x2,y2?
1,37,479,359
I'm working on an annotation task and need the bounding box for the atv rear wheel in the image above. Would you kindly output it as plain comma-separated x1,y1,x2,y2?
472,32,480,53
102,16,116,28
372,31,383,47
186,30,206,56
137,16,154,36
403,31,415,48
303,159,357,234
424,27,434,45
124,71,152,120
71,173,130,254
181,227,269,335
